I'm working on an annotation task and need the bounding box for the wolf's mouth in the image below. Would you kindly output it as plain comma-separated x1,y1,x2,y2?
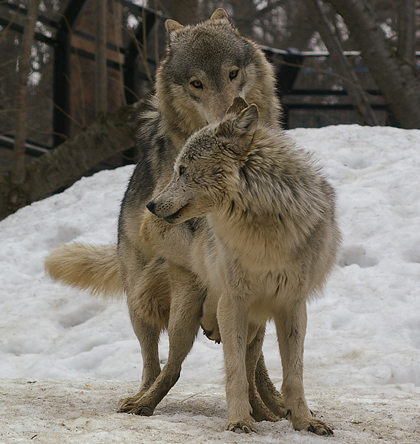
164,209,182,224
164,204,190,224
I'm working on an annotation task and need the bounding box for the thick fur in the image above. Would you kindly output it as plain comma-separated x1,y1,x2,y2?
45,244,123,297
45,9,286,426
147,98,341,434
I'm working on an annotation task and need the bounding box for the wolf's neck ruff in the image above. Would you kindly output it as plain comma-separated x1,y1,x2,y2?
207,132,330,276
147,99,339,304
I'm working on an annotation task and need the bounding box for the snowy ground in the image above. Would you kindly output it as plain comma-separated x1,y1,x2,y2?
1,125,419,443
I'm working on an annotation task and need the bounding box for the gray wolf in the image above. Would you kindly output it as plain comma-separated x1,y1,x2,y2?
146,98,340,434
45,9,286,424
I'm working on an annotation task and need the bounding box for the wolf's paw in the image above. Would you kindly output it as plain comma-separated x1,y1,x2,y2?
250,399,279,422
273,404,288,419
290,413,333,436
226,419,257,434
251,408,279,423
118,397,154,416
306,418,333,436
261,396,287,420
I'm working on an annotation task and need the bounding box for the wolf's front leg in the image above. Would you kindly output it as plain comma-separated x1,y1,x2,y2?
120,266,203,416
218,293,256,433
275,300,333,436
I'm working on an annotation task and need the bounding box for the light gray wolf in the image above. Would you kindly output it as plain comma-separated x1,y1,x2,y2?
146,97,340,435
45,9,287,425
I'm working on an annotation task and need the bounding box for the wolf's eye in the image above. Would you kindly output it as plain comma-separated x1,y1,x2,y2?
190,80,203,89
229,69,239,80
179,165,186,176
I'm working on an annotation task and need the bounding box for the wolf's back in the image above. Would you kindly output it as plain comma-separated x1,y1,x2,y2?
45,244,124,298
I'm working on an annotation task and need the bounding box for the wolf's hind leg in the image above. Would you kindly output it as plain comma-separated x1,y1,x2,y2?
255,352,287,419
118,303,163,412
119,266,204,416
246,325,279,422
118,317,162,412
119,259,171,411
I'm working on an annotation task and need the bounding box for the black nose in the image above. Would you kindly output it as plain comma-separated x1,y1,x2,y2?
146,200,156,214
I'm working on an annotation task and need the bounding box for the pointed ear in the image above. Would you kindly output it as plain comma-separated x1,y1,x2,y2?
210,8,236,30
210,8,229,21
234,104,259,140
226,97,249,117
215,104,258,157
165,19,184,42
222,105,259,158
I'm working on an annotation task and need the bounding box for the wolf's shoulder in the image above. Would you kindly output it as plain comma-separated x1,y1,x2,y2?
122,93,176,210
252,126,317,172
137,92,160,137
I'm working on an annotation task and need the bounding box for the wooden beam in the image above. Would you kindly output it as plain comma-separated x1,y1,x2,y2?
123,8,157,104
95,0,108,115
53,0,90,146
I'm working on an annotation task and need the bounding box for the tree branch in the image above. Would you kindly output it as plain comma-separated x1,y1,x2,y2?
397,0,416,67
12,0,42,186
0,101,144,221
326,0,420,128
304,0,378,125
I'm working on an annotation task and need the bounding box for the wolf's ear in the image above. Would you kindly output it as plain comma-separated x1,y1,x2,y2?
226,97,249,117
210,8,229,20
210,8,236,29
216,104,258,156
235,104,259,139
230,104,259,156
165,19,184,41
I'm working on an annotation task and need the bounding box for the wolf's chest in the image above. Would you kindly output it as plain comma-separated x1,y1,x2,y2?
245,270,300,323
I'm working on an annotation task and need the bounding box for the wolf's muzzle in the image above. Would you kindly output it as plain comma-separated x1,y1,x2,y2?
146,200,156,214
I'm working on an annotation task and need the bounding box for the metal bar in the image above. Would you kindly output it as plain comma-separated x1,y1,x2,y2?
284,103,388,110
0,135,49,156
287,89,382,96
261,45,420,57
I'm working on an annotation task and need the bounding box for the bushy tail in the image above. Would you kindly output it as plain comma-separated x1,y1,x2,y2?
45,243,124,298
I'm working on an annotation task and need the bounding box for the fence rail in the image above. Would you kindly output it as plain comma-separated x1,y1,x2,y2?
1,2,417,157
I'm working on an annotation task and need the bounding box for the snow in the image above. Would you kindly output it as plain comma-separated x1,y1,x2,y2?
1,124,419,443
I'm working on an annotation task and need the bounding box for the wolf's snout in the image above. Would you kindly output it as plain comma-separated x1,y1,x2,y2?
203,328,213,338
202,328,221,344
146,200,156,214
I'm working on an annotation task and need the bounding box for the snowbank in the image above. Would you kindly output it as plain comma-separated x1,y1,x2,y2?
1,125,419,443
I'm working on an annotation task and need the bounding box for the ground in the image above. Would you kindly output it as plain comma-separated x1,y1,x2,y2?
1,379,418,443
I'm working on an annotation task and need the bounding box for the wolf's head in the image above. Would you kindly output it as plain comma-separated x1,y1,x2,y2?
156,9,280,140
147,98,258,224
